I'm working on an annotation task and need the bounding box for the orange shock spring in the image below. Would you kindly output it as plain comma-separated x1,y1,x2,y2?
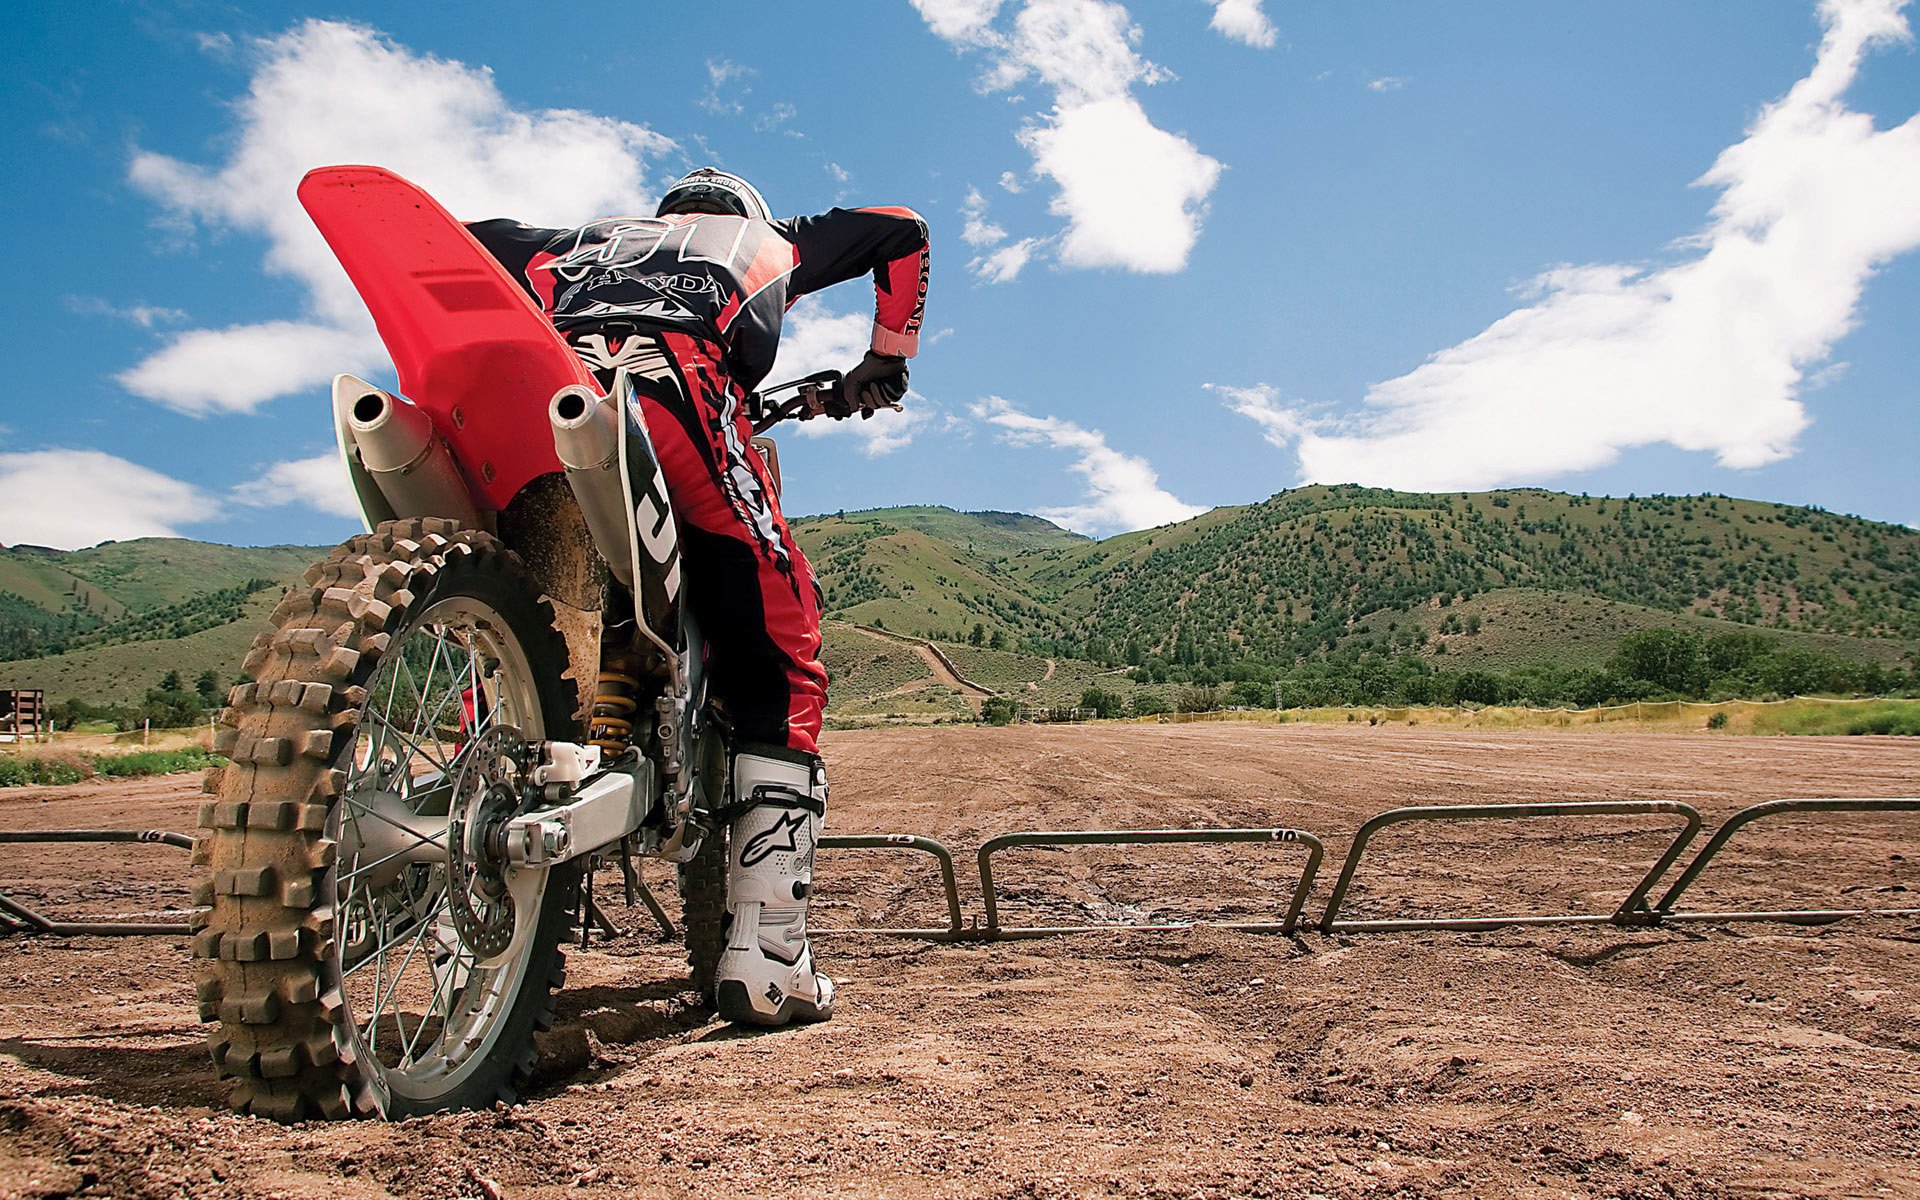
589,646,645,755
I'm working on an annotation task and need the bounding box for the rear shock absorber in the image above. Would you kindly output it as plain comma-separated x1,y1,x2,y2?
589,644,646,755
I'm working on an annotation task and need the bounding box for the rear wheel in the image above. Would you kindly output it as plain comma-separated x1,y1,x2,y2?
678,827,727,1006
193,519,581,1119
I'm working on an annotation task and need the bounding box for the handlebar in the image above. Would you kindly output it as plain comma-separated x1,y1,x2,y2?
748,369,901,436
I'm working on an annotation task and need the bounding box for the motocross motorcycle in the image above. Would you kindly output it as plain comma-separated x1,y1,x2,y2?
191,166,884,1120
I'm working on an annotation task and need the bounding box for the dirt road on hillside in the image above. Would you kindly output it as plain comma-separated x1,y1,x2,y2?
2,725,1917,1198
848,624,993,713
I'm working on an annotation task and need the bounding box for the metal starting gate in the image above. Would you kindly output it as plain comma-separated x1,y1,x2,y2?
0,829,196,936
806,796,1916,940
2,798,1912,943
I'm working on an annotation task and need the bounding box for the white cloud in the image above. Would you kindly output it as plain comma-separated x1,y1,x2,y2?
970,396,1203,534
232,451,363,519
0,450,216,550
1367,75,1408,92
1020,96,1221,272
124,320,383,419
1209,0,1276,48
702,57,753,114
754,100,800,134
960,186,1048,282
123,20,674,417
766,297,928,457
1233,0,1920,492
960,187,1008,247
910,0,1005,44
1208,383,1307,447
973,236,1047,283
998,170,1024,193
62,296,189,329
915,0,1222,275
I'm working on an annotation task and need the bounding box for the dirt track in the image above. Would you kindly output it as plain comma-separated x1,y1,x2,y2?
2,724,1917,1199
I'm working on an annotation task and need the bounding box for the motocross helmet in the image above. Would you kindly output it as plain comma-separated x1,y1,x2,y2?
656,167,771,221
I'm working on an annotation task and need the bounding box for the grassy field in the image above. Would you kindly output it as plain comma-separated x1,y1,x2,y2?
1117,695,1920,735
0,743,222,786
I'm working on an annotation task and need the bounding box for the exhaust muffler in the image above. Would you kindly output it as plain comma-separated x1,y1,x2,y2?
334,375,481,528
549,383,636,590
549,377,683,641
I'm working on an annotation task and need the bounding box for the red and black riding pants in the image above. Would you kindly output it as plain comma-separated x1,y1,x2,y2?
614,333,828,755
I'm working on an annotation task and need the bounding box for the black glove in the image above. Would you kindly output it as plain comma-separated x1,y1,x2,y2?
838,351,909,417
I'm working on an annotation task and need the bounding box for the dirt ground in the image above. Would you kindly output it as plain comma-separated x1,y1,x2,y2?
1,724,1917,1199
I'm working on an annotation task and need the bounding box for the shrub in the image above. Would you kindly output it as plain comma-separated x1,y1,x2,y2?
93,748,223,778
1846,710,1920,736
1129,693,1171,717
1175,685,1222,713
0,756,89,787
0,747,225,787
979,696,1019,726
1706,711,1730,730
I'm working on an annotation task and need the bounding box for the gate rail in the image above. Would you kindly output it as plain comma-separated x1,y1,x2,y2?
978,828,1324,938
1319,801,1702,933
1653,797,1920,925
815,833,965,939
0,829,196,937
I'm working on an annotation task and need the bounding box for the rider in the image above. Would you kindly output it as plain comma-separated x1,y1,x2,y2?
467,168,928,1026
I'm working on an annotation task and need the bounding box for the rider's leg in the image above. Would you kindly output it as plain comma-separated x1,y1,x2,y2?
623,333,833,1024
716,744,833,1024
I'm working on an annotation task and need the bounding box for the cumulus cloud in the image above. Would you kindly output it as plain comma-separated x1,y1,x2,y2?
232,451,363,520
0,449,216,550
765,297,931,457
970,396,1203,534
1209,0,1277,48
1230,0,1920,492
914,0,1222,275
1020,96,1220,271
123,20,674,417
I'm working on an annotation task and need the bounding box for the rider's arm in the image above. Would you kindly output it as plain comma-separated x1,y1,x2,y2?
776,208,930,358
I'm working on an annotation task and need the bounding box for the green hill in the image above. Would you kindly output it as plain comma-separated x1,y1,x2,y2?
5,490,1917,714
796,489,1920,689
0,539,319,661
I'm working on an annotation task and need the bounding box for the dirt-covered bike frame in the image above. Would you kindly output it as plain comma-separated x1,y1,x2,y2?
192,166,881,1121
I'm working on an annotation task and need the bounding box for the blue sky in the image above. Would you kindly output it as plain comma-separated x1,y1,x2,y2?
1,0,1916,550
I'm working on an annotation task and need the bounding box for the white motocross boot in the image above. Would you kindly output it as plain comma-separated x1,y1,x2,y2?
715,747,835,1026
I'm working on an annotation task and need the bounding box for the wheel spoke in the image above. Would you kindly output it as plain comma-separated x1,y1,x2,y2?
362,706,449,778
369,891,448,1064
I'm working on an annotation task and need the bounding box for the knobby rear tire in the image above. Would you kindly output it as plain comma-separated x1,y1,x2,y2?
192,518,580,1120
678,826,728,1006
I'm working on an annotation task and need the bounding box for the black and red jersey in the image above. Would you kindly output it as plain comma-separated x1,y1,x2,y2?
467,206,929,390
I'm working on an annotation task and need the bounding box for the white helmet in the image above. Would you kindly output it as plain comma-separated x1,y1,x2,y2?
656,167,771,221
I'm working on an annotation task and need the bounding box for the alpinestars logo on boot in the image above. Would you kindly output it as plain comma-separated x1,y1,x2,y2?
739,811,807,868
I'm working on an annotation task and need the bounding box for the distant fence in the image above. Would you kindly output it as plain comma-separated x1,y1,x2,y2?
0,689,46,743
1018,706,1096,724
1140,696,1917,727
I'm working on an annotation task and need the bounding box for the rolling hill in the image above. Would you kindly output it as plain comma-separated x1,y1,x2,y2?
792,490,1920,676
4,488,1917,712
